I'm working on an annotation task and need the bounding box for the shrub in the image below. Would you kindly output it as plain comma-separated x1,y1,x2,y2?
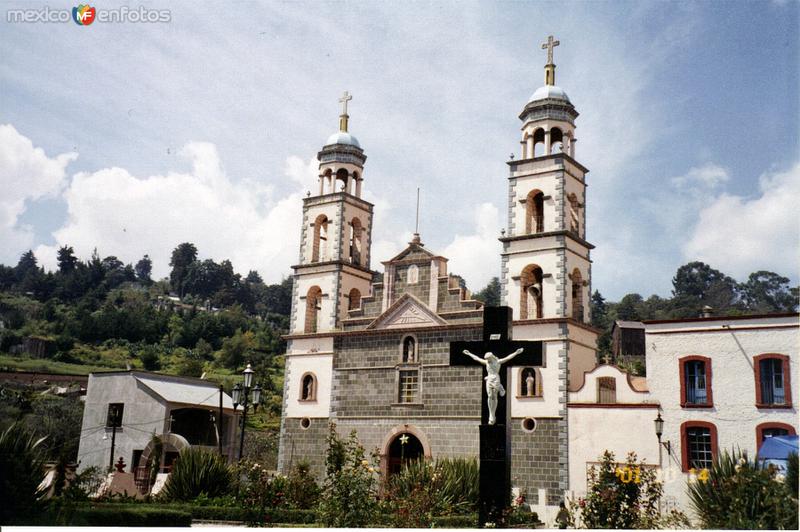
160,447,233,501
317,424,380,527
285,461,321,509
70,506,192,526
0,422,48,524
687,448,798,529
385,457,479,526
568,450,688,529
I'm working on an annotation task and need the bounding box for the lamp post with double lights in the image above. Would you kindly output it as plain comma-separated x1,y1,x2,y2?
232,363,261,461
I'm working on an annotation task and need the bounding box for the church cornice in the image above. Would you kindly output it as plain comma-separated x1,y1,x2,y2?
303,191,374,210
283,322,482,340
507,152,589,174
513,316,603,335
499,229,595,250
292,260,375,278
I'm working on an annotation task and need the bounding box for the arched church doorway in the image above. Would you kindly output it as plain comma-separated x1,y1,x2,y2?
387,432,424,476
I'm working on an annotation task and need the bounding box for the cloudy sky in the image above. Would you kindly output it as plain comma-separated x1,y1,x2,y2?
1,1,797,300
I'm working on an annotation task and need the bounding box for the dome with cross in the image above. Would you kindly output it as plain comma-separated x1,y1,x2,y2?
325,130,361,148
529,84,570,103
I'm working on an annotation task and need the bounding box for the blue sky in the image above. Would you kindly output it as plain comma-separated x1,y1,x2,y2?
1,0,797,300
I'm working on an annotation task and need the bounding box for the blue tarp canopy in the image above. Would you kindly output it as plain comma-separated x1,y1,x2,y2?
758,435,798,461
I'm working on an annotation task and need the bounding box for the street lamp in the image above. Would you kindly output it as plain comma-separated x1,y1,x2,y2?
232,363,262,460
654,413,671,467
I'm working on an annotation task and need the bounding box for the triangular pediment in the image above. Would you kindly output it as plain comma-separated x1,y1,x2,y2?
366,293,447,330
384,242,441,264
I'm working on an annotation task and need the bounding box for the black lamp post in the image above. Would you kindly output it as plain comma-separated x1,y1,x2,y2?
654,412,671,467
232,363,261,461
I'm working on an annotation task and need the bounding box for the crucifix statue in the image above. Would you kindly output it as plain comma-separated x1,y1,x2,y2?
338,90,352,132
541,34,560,64
461,347,524,424
450,306,542,526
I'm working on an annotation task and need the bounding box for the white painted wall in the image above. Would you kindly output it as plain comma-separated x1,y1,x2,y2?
645,315,799,512
284,353,333,418
292,272,338,334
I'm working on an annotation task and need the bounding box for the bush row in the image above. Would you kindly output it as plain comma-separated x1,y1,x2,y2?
68,506,192,527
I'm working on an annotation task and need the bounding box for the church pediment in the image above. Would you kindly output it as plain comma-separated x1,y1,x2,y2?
366,293,447,330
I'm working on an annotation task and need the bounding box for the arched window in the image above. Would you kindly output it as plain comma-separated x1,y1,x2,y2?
320,168,333,194
312,214,329,262
550,127,564,154
304,286,322,333
350,218,363,265
754,354,792,408
336,168,348,192
679,355,713,407
300,373,317,401
571,268,584,321
525,190,544,234
597,377,616,403
407,264,419,284
756,422,796,451
348,288,361,310
519,367,542,397
567,193,580,234
533,128,546,157
402,336,417,363
680,420,718,472
520,264,544,320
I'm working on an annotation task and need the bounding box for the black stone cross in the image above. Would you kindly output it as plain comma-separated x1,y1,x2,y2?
449,306,541,527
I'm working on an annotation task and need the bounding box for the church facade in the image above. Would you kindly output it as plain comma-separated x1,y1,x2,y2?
277,39,598,508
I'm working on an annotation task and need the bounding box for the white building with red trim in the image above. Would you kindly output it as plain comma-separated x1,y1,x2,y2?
643,313,798,511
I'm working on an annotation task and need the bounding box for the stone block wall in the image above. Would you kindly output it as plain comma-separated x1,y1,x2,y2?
278,416,329,480
510,417,563,506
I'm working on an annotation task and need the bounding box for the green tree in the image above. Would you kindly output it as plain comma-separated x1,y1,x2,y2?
135,254,153,285
15,250,38,282
218,329,255,369
474,277,501,306
57,245,78,274
741,271,798,313
139,344,162,371
24,395,84,462
245,270,263,284
591,290,612,358
615,293,643,321
169,242,198,297
671,261,741,316
0,423,48,525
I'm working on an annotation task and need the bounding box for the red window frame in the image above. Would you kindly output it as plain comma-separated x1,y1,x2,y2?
680,420,718,472
753,353,792,408
679,355,713,408
755,422,796,451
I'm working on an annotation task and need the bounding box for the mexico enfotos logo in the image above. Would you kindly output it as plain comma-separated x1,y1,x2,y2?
7,4,171,24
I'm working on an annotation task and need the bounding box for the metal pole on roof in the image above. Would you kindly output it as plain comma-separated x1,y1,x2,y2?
218,384,224,457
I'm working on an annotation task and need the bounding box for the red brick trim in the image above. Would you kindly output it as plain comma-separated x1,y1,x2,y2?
643,312,799,325
680,420,718,472
679,355,713,408
753,353,793,408
755,422,796,451
567,403,659,409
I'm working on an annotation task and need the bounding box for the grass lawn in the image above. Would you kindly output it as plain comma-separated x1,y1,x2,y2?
0,354,118,375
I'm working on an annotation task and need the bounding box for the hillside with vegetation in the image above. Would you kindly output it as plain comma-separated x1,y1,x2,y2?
0,242,797,464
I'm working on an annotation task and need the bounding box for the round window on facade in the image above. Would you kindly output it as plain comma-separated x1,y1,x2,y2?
300,417,311,430
521,417,536,433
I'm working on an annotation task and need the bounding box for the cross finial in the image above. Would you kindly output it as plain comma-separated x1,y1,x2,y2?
339,91,352,116
541,35,560,65
338,91,352,132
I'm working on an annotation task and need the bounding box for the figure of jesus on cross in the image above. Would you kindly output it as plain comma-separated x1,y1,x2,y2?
462,347,524,424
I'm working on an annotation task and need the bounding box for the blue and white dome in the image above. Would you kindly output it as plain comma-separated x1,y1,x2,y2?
529,85,570,103
325,131,361,148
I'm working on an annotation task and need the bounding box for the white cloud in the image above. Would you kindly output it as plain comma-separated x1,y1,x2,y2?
441,203,502,291
0,124,76,264
670,163,730,189
35,142,305,283
682,163,800,279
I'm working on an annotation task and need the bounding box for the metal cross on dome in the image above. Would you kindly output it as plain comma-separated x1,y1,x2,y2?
541,34,560,64
339,90,352,116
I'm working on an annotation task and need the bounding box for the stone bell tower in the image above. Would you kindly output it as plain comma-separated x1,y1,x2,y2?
499,36,599,509
290,92,375,335
500,36,592,324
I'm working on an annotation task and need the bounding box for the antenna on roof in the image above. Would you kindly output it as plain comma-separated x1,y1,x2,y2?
412,187,422,245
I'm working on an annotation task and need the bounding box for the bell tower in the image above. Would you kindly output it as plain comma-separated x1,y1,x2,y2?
290,92,374,335
500,36,593,324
